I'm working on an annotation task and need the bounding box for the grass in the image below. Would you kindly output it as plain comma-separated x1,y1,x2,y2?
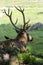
27,30,43,55
0,24,17,40
0,0,14,7
0,0,43,7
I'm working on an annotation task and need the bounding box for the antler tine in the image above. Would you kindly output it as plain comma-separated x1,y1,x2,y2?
15,6,31,30
8,9,10,15
25,19,30,27
15,6,26,30
25,24,31,30
26,19,30,24
15,6,24,12
15,19,18,25
25,19,31,30
19,6,24,12
4,9,20,30
4,9,10,17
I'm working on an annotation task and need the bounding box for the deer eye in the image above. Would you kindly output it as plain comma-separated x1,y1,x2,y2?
21,32,24,34
22,32,24,34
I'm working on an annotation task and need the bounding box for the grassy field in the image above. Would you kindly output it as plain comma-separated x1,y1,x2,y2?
0,0,43,64
27,30,43,55
0,0,43,7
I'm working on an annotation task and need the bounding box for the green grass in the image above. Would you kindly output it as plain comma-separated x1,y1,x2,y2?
0,0,43,7
0,0,14,7
27,30,43,55
0,24,17,40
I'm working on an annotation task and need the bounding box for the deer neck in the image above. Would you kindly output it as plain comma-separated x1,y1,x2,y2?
16,35,28,45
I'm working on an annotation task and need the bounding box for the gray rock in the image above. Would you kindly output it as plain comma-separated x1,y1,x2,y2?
29,22,43,30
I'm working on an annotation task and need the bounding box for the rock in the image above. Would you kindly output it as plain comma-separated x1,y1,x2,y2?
29,22,43,30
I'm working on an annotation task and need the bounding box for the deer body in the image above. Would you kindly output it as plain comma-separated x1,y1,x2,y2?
0,32,29,52
0,39,23,51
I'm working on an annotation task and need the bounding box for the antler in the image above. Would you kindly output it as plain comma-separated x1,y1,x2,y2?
15,6,30,30
3,9,20,30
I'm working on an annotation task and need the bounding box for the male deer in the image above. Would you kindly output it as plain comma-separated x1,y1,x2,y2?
0,6,33,53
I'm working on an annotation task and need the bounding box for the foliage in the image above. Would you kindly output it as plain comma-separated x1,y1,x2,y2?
18,52,43,64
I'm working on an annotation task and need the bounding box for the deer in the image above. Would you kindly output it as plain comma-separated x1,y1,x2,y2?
0,6,33,53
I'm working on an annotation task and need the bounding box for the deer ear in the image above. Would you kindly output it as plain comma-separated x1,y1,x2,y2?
28,35,33,41
15,29,20,33
4,36,10,39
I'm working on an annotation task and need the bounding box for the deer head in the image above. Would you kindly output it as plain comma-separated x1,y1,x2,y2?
4,6,33,52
